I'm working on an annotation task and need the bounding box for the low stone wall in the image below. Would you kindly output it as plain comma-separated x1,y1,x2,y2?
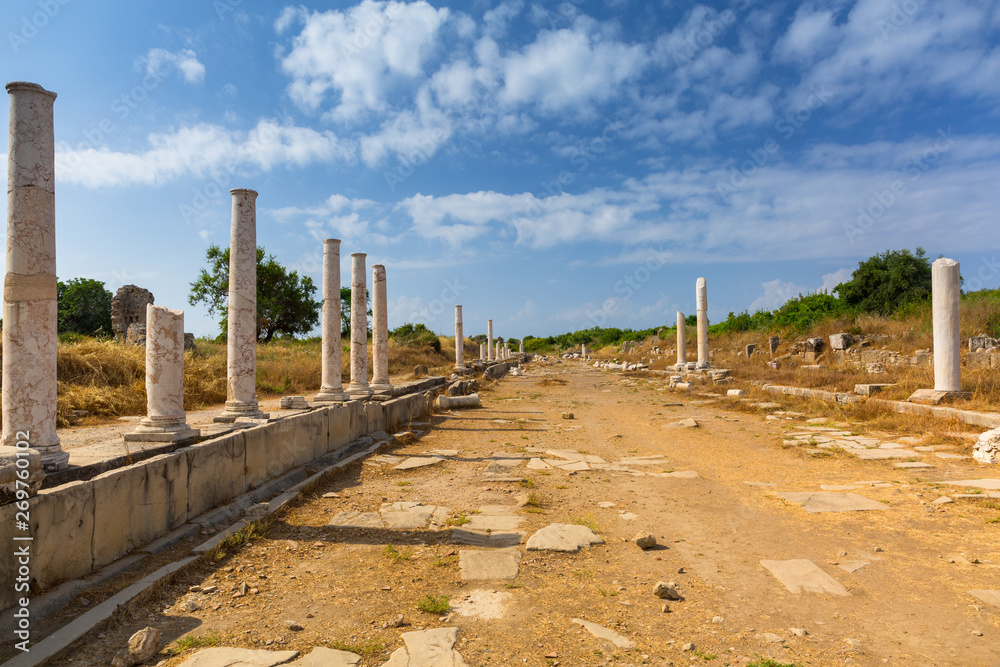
0,386,440,612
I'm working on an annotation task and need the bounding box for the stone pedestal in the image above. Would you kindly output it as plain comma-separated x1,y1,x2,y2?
216,188,268,422
370,264,392,393
454,305,465,371
487,319,494,361
126,305,198,443
314,239,349,402
2,82,67,470
675,311,687,371
347,253,373,397
696,278,710,369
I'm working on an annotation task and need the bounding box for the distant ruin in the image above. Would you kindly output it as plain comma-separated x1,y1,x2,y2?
111,285,154,340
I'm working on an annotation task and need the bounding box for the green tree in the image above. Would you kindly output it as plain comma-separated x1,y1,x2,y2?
188,244,320,342
57,277,112,336
836,247,932,315
390,322,441,352
340,286,372,337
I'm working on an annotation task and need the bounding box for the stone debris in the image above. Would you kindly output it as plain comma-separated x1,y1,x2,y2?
394,456,444,470
526,523,604,552
932,496,954,505
382,627,468,666
790,628,808,637
571,618,637,650
289,648,361,666
757,632,784,644
836,560,871,573
175,648,301,667
760,559,851,596
278,396,309,410
653,581,682,600
776,492,888,513
973,428,1000,464
663,418,699,429
634,532,657,549
112,627,162,667
459,549,523,580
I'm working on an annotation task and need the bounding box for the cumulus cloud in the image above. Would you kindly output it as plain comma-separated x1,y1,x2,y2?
748,279,805,312
141,48,206,84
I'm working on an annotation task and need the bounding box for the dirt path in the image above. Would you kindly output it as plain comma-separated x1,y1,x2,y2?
46,361,1000,667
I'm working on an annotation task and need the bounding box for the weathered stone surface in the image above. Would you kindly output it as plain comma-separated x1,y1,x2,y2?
854,383,895,396
125,323,147,347
175,648,300,667
436,394,481,410
969,590,1000,608
381,627,467,666
635,532,657,549
526,523,604,552
769,335,780,354
829,333,853,350
315,239,349,403
279,396,309,409
450,528,525,547
31,480,94,588
466,515,521,532
330,510,384,528
0,448,43,504
761,559,850,595
776,492,887,513
380,502,448,529
183,432,247,518
973,427,1000,464
653,581,682,600
932,258,962,392
837,560,871,573
289,648,361,666
394,456,443,470
663,418,698,429
112,627,161,667
459,549,522,580
112,285,154,339
371,264,392,393
571,618,636,650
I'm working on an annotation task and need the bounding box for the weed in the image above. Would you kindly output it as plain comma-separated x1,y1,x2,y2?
556,484,568,490
504,582,522,589
445,513,471,526
747,658,802,667
432,554,458,567
383,545,413,562
573,515,600,533
171,631,223,653
328,638,387,658
416,594,450,614
695,649,717,660
518,479,537,489
597,587,617,597
205,517,273,561
396,481,411,486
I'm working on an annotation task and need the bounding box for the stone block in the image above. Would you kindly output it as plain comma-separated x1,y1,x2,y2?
803,351,817,364
0,448,43,505
829,333,853,350
0,503,17,610
289,409,328,466
854,383,895,396
31,481,95,588
244,419,294,489
745,344,756,357
91,452,188,569
769,336,780,354
365,402,385,434
970,335,998,352
348,400,368,442
328,404,353,452
805,337,825,353
992,354,1000,370
184,432,247,518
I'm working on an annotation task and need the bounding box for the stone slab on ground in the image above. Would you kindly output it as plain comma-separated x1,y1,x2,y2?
651,471,700,479
380,503,448,530
571,618,637,650
663,418,699,428
459,549,523,580
527,458,552,469
942,479,1000,490
466,515,522,531
370,455,405,466
451,589,508,620
176,648,301,667
895,462,935,469
776,492,888,513
330,511,385,528
382,627,467,667
450,529,525,547
526,523,604,552
289,648,362,666
853,449,921,460
760,559,851,596
550,460,591,472
394,456,443,470
969,590,1000,608
837,560,871,573
936,453,969,460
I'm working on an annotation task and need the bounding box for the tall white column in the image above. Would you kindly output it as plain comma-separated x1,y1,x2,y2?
217,188,267,421
347,253,373,397
676,311,687,370
480,343,485,360
581,344,586,358
932,258,961,392
315,239,348,402
520,340,525,355
2,82,66,469
696,278,710,369
370,264,391,393
126,305,198,442
454,305,465,371
487,319,494,361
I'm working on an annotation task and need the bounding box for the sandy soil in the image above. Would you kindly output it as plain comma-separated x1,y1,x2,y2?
36,361,1000,666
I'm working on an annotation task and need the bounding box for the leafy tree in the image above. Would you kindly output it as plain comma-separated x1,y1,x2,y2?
57,278,112,336
188,244,320,342
836,247,932,315
390,322,441,352
340,286,372,338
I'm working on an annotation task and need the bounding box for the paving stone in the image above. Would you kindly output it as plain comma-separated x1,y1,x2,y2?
571,618,637,650
450,529,525,548
743,481,778,487
466,515,522,531
381,627,467,667
895,462,935,469
424,449,459,457
527,458,552,469
459,549,522,580
380,503,447,530
776,492,888,513
477,505,518,516
936,453,968,460
370,455,405,466
943,479,1000,490
820,484,860,491
545,449,586,461
650,471,700,479
853,449,921,460
329,511,384,528
760,559,851,596
597,501,616,508
932,496,954,505
526,523,604,552
176,648,300,667
969,590,1000,608
450,589,509,620
617,511,638,520
484,461,523,474
552,460,591,472
289,647,361,666
878,442,904,449
663,418,699,428
836,560,871,573
393,456,443,470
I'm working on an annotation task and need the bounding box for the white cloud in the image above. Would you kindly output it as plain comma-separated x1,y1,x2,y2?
141,48,206,84
510,299,536,322
820,268,853,294
773,8,837,63
748,279,805,312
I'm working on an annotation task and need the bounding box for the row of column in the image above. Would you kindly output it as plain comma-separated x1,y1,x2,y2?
674,277,711,371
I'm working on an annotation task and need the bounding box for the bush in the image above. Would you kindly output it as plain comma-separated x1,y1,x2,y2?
837,247,932,316
390,322,441,352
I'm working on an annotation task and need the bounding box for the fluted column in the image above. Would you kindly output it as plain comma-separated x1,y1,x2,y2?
696,278,710,369
315,239,348,402
217,188,267,421
454,305,465,371
126,305,198,442
370,264,391,393
487,319,494,361
2,82,66,469
347,253,373,397
676,311,687,370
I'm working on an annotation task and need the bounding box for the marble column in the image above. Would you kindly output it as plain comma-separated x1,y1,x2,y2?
454,305,465,371
480,343,486,361
314,239,348,402
370,264,392,393
932,258,961,392
126,305,198,443
520,340,525,355
2,82,67,469
676,311,687,370
347,253,373,397
496,339,501,360
581,344,586,358
217,188,267,421
696,278,710,369
487,319,494,361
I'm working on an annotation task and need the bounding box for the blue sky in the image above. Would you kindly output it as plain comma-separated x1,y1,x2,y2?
3,0,1000,339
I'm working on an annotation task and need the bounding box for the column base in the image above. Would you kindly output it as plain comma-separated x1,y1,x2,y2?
124,417,200,443
313,389,350,403
39,448,70,472
908,389,972,405
675,364,687,372
214,401,269,423
370,383,393,395
695,361,711,370
454,365,466,372
347,383,374,398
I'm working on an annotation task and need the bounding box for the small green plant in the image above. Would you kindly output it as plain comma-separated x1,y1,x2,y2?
747,657,802,667
396,481,411,486
597,587,617,597
328,638,387,658
518,478,537,489
504,582,521,589
205,517,273,561
573,515,600,532
556,484,568,490
383,544,413,562
695,649,717,660
446,513,471,526
416,594,450,614
432,554,458,567
171,630,223,652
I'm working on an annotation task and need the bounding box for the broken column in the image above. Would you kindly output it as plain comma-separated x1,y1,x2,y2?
487,319,494,361
217,188,268,422
347,253,373,397
2,82,67,469
454,305,465,371
933,258,961,392
696,278,710,369
521,340,526,355
314,239,348,403
676,311,687,371
480,343,486,361
126,305,198,443
370,264,392,394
